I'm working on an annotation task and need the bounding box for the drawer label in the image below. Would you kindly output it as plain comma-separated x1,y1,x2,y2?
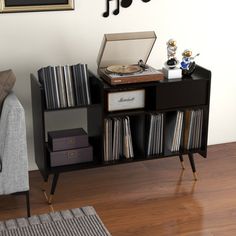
108,89,145,111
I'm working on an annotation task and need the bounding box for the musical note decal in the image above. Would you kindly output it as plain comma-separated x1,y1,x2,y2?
103,0,151,17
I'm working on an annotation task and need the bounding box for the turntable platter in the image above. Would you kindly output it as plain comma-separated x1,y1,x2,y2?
106,65,142,74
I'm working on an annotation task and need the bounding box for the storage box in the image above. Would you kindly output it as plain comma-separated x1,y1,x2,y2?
48,128,89,151
48,146,93,167
107,89,145,111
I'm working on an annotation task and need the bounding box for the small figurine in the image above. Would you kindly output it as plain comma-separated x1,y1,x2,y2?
166,39,178,69
163,39,182,79
180,49,200,76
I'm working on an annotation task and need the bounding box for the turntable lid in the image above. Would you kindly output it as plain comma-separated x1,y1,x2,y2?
97,31,157,68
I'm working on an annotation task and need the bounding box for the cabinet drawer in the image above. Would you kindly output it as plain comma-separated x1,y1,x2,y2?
106,89,145,112
155,80,208,110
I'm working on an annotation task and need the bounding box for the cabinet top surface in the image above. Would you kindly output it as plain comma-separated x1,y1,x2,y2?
93,65,211,91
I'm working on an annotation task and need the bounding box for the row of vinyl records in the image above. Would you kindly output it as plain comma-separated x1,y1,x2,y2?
149,109,204,153
103,109,204,161
38,64,91,110
104,117,134,162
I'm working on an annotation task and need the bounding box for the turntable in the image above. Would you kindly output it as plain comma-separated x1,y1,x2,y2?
97,31,164,85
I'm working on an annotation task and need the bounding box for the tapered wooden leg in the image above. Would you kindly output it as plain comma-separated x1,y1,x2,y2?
188,153,197,181
179,155,185,169
41,174,60,205
48,174,59,205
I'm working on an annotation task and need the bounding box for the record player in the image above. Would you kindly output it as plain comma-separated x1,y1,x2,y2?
97,31,164,85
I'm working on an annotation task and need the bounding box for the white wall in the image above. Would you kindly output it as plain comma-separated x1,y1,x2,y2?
0,0,235,170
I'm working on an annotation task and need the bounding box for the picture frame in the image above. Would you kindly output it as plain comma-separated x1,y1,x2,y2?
0,0,74,13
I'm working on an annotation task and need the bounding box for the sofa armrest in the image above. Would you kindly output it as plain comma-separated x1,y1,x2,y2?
0,92,29,194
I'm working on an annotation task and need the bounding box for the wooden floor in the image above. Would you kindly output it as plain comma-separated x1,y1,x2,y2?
1,142,236,235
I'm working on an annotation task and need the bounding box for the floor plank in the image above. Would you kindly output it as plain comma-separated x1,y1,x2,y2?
1,142,236,235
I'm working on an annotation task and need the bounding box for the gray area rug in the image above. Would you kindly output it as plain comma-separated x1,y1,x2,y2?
0,206,111,236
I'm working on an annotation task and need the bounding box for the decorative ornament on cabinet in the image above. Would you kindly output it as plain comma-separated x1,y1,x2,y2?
162,39,182,80
180,49,200,76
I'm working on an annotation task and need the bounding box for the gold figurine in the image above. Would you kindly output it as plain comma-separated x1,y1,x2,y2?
167,39,177,60
166,39,178,69
163,39,182,79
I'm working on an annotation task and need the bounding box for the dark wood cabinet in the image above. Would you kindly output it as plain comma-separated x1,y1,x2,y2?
31,64,211,204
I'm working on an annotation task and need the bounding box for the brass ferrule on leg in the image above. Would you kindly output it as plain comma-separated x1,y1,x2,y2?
181,161,185,170
49,204,55,212
43,190,49,202
42,181,49,202
41,181,48,192
193,172,198,181
48,195,53,205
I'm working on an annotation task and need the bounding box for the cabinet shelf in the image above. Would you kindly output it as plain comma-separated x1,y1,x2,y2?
151,104,209,113
49,161,100,174
105,108,147,118
47,148,206,175
46,148,205,173
44,104,100,113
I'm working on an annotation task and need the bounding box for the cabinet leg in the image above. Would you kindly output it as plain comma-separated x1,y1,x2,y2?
48,173,59,205
41,178,49,202
188,153,197,181
179,155,185,169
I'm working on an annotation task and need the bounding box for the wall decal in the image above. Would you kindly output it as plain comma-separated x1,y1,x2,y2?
0,0,74,13
103,0,151,17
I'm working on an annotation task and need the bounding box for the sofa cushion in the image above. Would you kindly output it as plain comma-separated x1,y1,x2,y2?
0,93,29,192
0,69,16,110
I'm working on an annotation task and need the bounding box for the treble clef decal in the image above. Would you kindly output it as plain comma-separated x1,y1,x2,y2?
103,0,151,18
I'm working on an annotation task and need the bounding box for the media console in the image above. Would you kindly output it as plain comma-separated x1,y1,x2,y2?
31,65,211,204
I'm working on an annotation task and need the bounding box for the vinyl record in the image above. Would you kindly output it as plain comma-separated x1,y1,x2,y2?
106,65,142,74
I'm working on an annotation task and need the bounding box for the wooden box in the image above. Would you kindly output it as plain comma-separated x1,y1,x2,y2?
48,146,93,167
48,128,89,151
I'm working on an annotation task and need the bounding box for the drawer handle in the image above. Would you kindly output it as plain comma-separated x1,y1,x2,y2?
67,151,77,159
67,139,76,144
